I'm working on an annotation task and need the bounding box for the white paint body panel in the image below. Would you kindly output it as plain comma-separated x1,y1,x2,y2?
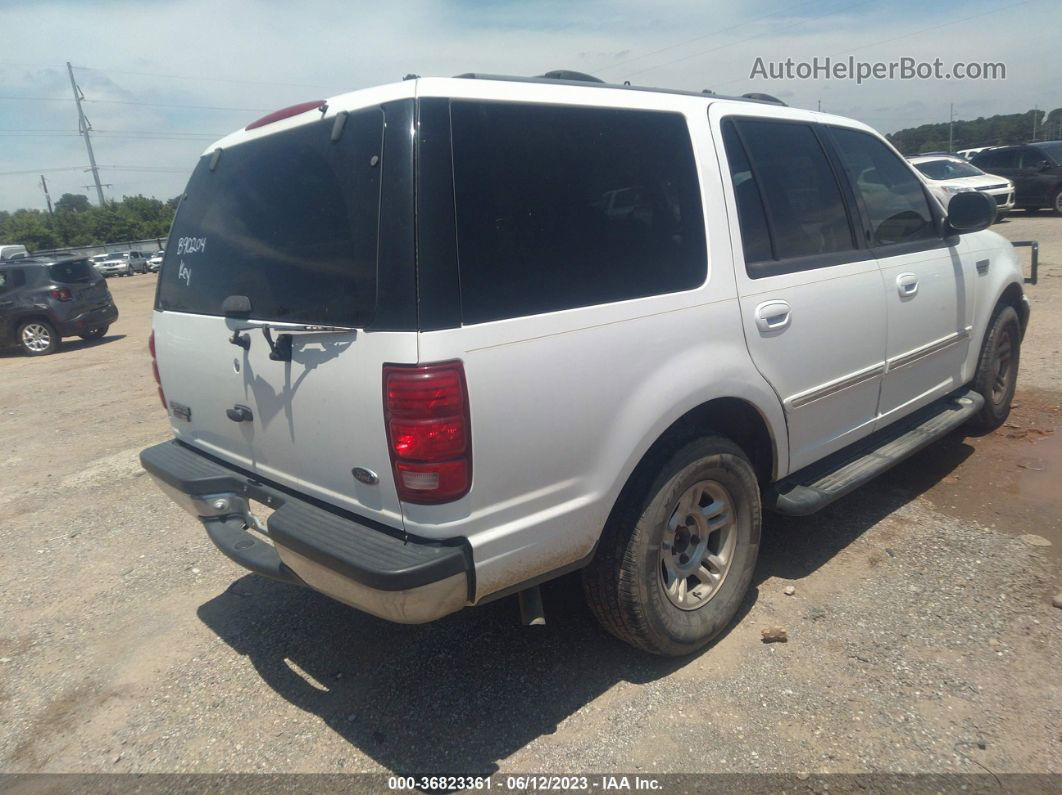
152,77,1025,609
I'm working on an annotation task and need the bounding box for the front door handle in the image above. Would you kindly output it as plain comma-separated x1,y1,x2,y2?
896,272,919,298
754,300,791,333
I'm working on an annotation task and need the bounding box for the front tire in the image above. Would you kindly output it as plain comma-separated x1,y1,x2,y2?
582,436,761,656
969,304,1021,431
1052,188,1062,215
18,319,59,356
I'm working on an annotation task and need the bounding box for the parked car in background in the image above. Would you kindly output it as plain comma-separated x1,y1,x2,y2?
97,251,149,277
147,251,164,272
0,244,29,261
0,256,118,355
142,73,1027,656
956,146,995,160
908,155,1014,219
89,254,109,272
971,142,1062,214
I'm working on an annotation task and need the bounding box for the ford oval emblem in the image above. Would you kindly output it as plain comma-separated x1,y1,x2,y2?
351,467,378,485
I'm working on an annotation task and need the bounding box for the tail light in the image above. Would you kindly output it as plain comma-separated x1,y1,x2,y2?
49,287,72,302
383,361,471,504
245,99,325,131
148,331,167,409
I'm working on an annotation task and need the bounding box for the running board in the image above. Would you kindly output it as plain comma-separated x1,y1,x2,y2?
765,389,984,516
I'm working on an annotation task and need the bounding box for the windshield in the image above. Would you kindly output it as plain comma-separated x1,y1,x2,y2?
914,159,984,180
157,109,384,327
49,260,97,283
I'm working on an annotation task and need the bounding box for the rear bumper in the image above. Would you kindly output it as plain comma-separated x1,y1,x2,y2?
55,302,118,336
140,440,471,623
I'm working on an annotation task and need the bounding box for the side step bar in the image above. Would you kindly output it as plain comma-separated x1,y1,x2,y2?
765,389,984,516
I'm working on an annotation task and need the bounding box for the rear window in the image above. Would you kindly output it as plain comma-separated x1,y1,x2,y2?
157,109,384,327
449,101,707,324
49,260,97,283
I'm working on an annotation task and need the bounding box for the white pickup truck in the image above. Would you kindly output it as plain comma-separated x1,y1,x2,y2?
141,72,1030,655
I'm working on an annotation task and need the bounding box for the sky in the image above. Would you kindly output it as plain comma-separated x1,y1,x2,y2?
0,0,1058,212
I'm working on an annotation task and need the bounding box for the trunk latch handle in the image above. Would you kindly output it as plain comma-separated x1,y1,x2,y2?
226,404,253,423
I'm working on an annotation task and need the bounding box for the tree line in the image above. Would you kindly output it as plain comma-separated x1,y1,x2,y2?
0,193,178,252
887,107,1062,155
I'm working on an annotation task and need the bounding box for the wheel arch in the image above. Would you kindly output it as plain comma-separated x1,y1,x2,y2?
602,396,780,540
13,312,56,336
995,280,1028,338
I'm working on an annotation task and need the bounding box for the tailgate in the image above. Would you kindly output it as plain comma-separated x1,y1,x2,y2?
152,99,417,527
153,311,415,524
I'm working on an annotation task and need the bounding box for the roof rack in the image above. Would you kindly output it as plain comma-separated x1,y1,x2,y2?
451,71,787,107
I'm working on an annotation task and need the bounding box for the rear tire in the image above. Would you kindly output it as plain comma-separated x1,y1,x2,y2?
582,436,761,656
1052,188,1062,216
969,305,1021,431
18,319,59,356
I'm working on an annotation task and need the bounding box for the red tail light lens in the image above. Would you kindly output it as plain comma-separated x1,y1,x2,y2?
148,331,167,409
384,361,471,504
49,287,72,302
245,99,325,131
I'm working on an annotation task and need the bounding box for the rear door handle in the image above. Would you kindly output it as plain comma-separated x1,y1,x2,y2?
896,273,919,297
754,300,791,332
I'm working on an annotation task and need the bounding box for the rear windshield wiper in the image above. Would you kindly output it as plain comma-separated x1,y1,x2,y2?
221,295,357,361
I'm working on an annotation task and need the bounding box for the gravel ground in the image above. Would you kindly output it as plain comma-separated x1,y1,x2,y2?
1,217,1060,778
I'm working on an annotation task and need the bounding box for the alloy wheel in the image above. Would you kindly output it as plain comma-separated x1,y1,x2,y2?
659,479,737,610
21,323,52,353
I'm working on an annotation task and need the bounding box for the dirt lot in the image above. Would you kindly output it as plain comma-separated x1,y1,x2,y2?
1,218,1059,778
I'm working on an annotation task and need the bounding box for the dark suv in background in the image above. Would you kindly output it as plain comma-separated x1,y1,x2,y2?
0,257,119,356
971,141,1062,214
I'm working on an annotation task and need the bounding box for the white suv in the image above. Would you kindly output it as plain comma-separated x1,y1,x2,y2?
141,73,1030,655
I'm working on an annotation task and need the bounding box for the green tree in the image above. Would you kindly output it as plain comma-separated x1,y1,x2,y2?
54,193,92,214
1,193,180,251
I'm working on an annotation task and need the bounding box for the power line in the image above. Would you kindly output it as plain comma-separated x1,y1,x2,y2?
82,97,270,112
0,164,190,177
72,63,341,91
621,0,873,80
592,0,824,75
0,94,268,112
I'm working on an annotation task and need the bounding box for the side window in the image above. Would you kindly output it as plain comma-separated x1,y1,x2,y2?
1020,148,1046,169
720,121,773,265
830,127,937,247
449,101,707,324
722,118,855,276
2,269,26,290
976,149,1019,170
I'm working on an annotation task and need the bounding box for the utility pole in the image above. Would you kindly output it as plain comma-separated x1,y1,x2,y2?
1032,105,1038,142
40,175,53,215
948,103,954,152
66,61,105,207
817,98,822,112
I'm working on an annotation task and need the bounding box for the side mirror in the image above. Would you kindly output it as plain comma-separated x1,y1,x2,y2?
1037,160,1052,172
946,190,996,234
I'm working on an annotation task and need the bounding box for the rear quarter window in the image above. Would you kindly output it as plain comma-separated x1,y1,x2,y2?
449,101,707,324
